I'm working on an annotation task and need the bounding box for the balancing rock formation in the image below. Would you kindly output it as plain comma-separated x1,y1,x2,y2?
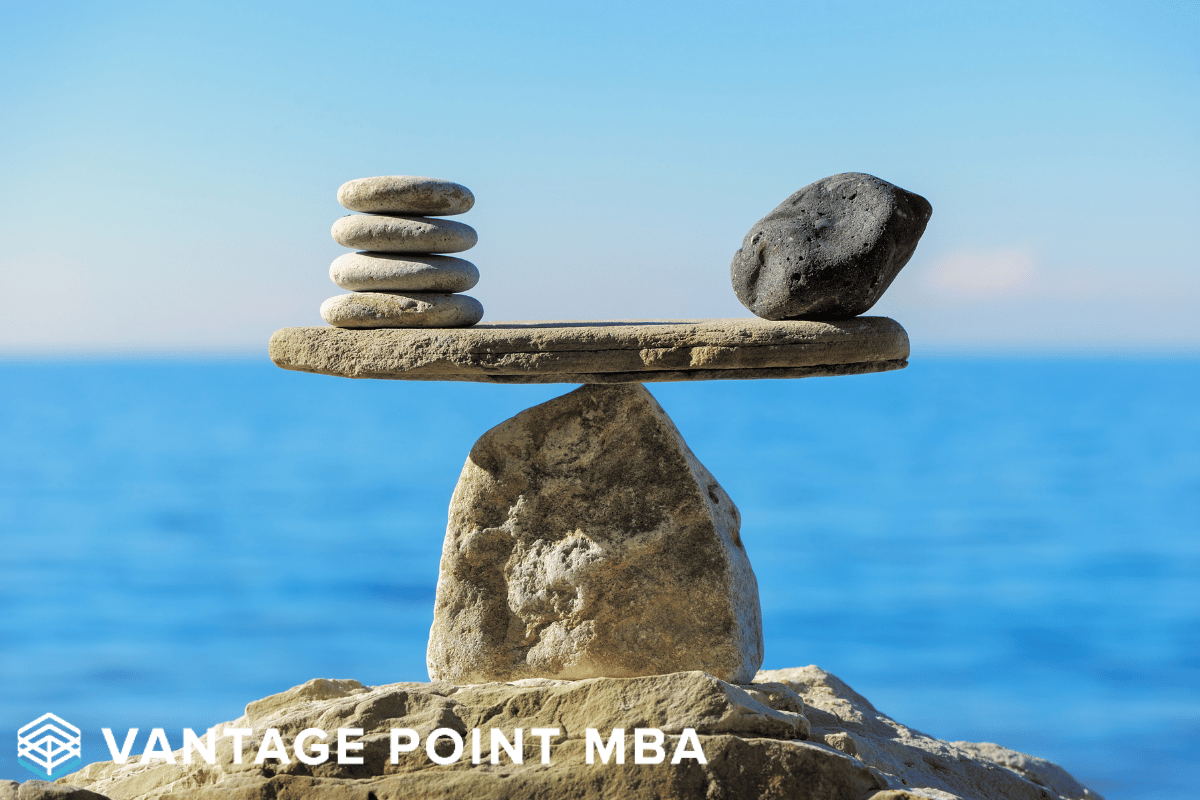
731,173,933,321
322,176,484,329
8,174,1099,799
427,383,763,685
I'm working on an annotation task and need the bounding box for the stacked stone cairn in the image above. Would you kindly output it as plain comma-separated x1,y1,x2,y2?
322,176,484,328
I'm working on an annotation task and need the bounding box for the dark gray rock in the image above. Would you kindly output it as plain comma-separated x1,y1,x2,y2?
731,173,932,320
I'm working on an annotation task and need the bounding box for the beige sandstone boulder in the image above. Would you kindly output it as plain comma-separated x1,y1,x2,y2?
0,782,108,799
53,667,1100,800
427,383,764,684
758,667,1101,800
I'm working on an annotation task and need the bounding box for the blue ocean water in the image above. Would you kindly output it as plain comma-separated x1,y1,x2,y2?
1,357,1196,797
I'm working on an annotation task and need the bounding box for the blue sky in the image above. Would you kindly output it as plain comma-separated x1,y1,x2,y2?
1,0,1197,354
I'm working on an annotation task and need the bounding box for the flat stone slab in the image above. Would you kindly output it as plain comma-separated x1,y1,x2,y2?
269,317,908,383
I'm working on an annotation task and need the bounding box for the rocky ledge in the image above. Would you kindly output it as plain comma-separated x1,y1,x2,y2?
21,667,1101,800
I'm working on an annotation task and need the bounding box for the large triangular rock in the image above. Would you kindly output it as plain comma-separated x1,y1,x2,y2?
427,384,763,684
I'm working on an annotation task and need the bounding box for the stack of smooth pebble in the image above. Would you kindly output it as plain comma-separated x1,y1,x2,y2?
321,176,484,328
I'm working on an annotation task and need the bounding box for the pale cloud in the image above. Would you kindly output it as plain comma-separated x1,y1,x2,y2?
924,248,1038,299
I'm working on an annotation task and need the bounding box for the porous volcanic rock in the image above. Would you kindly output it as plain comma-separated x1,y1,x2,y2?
329,252,479,293
731,173,932,320
53,667,1102,800
337,176,475,216
320,292,484,329
331,215,478,254
427,383,764,684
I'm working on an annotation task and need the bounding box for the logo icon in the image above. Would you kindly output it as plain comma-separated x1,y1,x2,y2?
17,713,82,778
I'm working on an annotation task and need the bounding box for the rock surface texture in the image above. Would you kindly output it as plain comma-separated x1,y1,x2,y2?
331,214,478,254
428,383,763,684
50,667,1101,800
320,292,485,329
0,782,108,799
269,317,910,383
337,176,475,216
330,253,479,293
731,173,932,320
